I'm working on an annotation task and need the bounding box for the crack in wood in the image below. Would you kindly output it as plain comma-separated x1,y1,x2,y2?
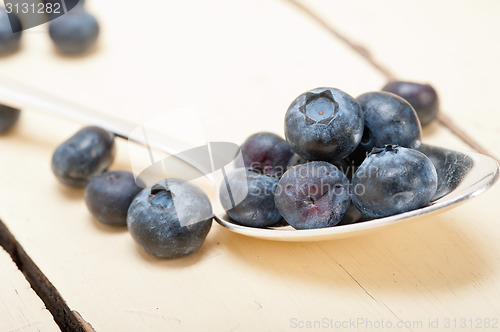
0,219,94,332
283,0,497,162
315,244,414,331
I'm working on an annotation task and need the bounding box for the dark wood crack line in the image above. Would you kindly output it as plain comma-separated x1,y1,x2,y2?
283,0,498,162
0,219,94,332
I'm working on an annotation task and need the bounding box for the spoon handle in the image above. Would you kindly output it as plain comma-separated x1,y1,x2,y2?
0,77,138,137
0,77,179,156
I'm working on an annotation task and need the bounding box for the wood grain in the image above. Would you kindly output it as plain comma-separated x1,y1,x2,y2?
0,220,94,331
0,0,499,331
286,0,497,160
0,246,60,332
299,0,500,160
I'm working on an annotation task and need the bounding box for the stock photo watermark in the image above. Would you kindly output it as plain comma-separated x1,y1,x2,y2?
3,0,82,32
125,106,398,228
127,106,247,227
289,316,499,330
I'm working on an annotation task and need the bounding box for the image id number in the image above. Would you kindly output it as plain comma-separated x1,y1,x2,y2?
5,2,62,14
443,317,499,329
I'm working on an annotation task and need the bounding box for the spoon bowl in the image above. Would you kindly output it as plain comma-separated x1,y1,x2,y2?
214,144,499,241
1,78,497,242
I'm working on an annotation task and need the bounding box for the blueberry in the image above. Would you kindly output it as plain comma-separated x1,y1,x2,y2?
84,170,143,226
337,203,371,226
288,153,356,180
334,158,358,180
285,87,364,161
352,145,438,218
356,91,422,153
49,9,99,55
52,126,115,187
219,168,282,227
238,132,293,177
0,104,20,133
287,153,309,168
42,0,86,20
274,161,351,229
127,179,213,259
344,145,367,169
382,81,439,126
0,7,22,54
43,0,85,9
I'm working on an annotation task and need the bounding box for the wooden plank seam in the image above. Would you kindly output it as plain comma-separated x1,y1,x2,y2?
0,219,95,332
284,0,498,162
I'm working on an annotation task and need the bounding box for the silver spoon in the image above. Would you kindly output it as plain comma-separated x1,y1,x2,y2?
1,77,498,242
214,144,499,241
0,77,223,187
0,77,175,153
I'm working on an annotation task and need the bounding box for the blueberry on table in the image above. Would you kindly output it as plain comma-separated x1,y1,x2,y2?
127,179,213,259
352,145,438,218
274,161,351,230
51,126,115,187
219,168,282,228
238,132,293,177
356,91,422,153
49,9,99,55
43,0,85,10
0,8,22,55
84,170,143,226
0,104,20,133
285,87,364,161
382,81,439,126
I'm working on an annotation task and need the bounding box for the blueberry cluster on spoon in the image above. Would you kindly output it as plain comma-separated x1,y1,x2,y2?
0,80,441,256
220,84,440,230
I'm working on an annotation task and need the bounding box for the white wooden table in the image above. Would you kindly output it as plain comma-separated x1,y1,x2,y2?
0,247,59,331
0,0,499,331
